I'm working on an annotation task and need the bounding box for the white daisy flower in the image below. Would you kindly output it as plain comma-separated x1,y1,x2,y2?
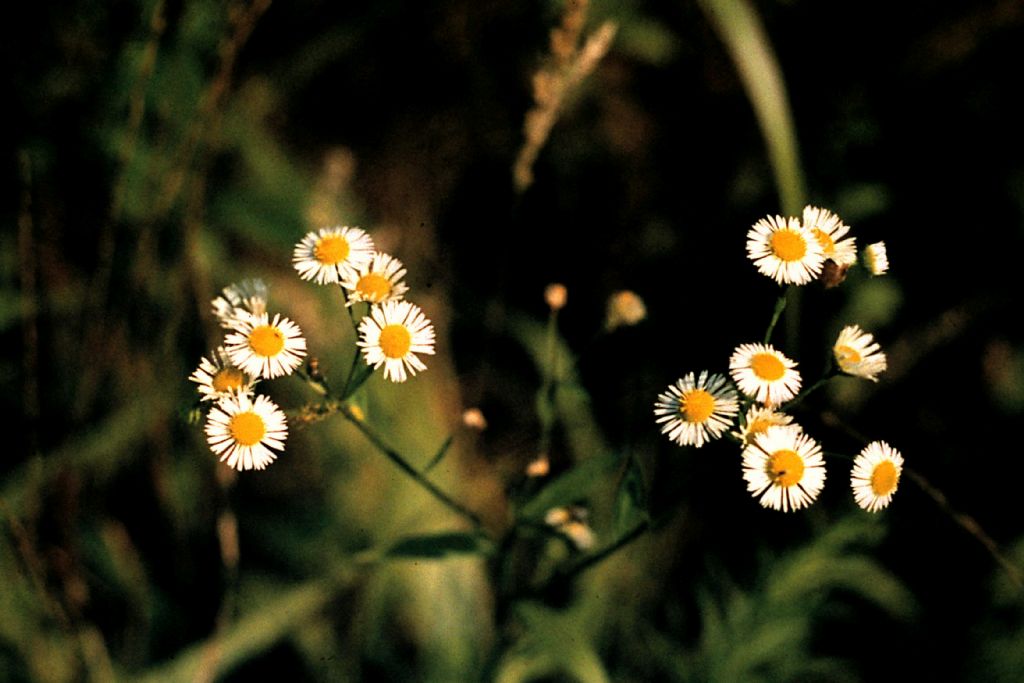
729,343,802,405
339,251,409,306
732,405,797,445
357,300,436,382
212,279,268,329
293,226,376,284
802,205,857,267
850,441,903,512
189,347,258,402
205,393,288,471
746,214,825,285
863,241,889,275
654,371,740,448
833,324,887,382
742,425,827,512
224,312,307,379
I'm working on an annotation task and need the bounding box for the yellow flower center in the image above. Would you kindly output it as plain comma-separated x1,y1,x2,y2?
249,325,285,357
812,228,835,255
747,418,773,437
229,411,265,446
834,344,861,365
751,353,786,381
768,449,804,487
313,235,350,265
356,272,392,301
680,389,716,424
871,460,899,496
212,367,246,392
379,324,412,359
770,229,807,262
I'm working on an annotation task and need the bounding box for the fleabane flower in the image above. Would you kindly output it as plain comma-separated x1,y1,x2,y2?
729,343,802,405
802,205,856,267
212,279,268,329
224,312,307,379
742,425,826,512
850,441,903,512
339,251,409,305
654,371,739,448
189,347,258,402
833,324,887,382
357,300,435,382
732,405,797,445
205,393,287,471
746,215,825,285
863,241,889,275
293,226,375,284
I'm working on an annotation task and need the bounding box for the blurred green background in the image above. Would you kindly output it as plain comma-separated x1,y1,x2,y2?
4,0,1024,680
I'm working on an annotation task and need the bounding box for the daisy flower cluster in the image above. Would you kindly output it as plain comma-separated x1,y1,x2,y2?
654,206,903,513
746,205,888,287
190,280,305,471
189,225,437,472
292,225,435,383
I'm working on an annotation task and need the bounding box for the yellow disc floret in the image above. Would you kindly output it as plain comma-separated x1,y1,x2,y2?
680,389,716,424
871,460,899,496
314,235,350,265
751,353,786,381
229,411,266,446
249,325,285,357
379,324,412,359
768,449,805,487
812,228,836,255
834,344,862,365
356,272,392,302
212,367,246,393
771,230,807,262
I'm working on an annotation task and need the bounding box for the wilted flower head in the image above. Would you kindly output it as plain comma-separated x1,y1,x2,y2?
605,290,647,330
212,279,268,328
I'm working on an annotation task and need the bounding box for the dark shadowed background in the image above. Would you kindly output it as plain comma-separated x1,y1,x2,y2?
3,0,1024,680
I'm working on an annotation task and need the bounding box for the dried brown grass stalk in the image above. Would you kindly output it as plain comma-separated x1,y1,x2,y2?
513,1,617,193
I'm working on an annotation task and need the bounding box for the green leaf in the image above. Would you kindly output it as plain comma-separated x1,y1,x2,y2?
519,451,621,521
614,454,649,535
386,532,492,559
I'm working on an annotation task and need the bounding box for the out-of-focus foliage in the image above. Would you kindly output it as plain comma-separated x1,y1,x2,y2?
5,0,1024,680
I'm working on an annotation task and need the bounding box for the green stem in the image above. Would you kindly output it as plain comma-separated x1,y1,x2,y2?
537,308,561,458
763,291,788,344
562,519,648,580
906,468,1024,592
340,405,483,529
784,371,835,410
522,520,650,602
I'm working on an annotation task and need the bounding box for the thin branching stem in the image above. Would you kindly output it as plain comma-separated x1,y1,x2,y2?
905,468,1024,592
537,307,561,459
763,290,788,344
784,372,835,410
560,519,649,581
339,405,484,529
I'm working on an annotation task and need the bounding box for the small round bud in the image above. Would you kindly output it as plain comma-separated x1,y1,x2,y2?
544,283,568,311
